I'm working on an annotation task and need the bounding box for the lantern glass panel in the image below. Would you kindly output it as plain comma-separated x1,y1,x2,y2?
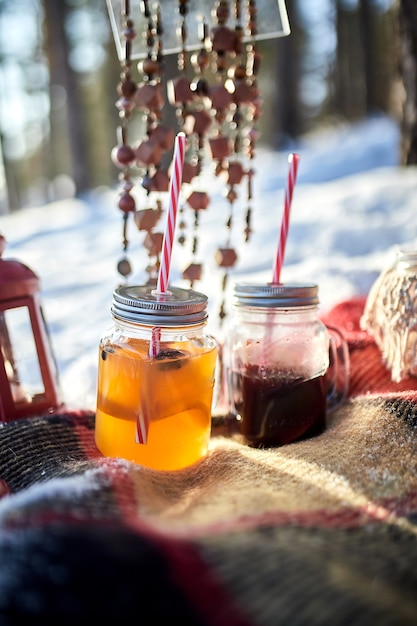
0,306,44,402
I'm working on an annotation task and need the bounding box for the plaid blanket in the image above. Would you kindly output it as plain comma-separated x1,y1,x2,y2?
0,297,417,626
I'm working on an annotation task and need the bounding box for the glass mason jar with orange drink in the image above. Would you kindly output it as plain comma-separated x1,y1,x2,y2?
95,285,218,471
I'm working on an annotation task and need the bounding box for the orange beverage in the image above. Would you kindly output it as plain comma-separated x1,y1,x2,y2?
95,285,218,471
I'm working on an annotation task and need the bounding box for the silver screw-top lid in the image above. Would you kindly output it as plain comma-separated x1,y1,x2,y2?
233,282,319,308
112,285,208,326
395,249,417,273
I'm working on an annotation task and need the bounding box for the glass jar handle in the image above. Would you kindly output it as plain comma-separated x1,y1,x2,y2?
326,325,350,412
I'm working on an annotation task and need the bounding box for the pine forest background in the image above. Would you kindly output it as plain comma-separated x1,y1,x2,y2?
0,0,415,213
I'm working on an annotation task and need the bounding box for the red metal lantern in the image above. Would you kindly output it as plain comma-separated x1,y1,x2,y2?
0,235,62,421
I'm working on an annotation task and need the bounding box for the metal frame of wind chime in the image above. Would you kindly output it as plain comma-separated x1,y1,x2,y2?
107,0,289,323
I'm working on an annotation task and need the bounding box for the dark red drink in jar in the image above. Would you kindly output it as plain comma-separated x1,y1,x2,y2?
225,283,349,448
231,365,327,447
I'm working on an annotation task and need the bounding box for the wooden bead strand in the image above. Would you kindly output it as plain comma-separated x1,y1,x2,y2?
168,1,213,288
134,1,175,285
209,0,243,324
242,0,262,243
112,0,138,279
181,16,215,287
110,0,263,302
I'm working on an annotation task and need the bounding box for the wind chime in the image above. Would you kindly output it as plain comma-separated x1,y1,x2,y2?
108,0,289,322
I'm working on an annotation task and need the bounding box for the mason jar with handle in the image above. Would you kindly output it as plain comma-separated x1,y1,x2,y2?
224,283,350,448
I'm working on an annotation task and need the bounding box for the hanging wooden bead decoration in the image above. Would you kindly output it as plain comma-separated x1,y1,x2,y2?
169,0,194,256
168,1,213,288
209,0,244,323
167,1,194,132
242,0,262,242
111,0,137,279
110,0,264,308
133,1,175,285
181,15,216,287
210,0,262,322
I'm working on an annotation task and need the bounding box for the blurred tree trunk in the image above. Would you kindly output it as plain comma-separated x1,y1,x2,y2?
360,0,397,116
359,0,375,114
267,0,304,147
398,0,417,164
89,37,121,188
0,132,19,211
334,2,366,120
333,1,395,121
42,0,90,194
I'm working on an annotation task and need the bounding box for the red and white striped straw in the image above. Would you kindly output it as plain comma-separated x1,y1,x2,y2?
149,326,161,358
135,406,148,445
156,132,186,294
137,135,185,444
272,153,300,284
135,327,161,443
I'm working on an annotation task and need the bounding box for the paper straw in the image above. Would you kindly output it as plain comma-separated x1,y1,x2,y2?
149,326,161,358
135,406,148,445
155,132,186,294
272,153,300,284
135,327,161,443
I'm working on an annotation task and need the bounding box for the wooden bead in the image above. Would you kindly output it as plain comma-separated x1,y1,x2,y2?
191,77,210,98
148,124,174,151
134,83,164,111
143,232,163,256
211,26,237,53
209,84,233,110
191,49,210,72
186,191,210,211
150,169,170,192
233,81,258,105
118,192,136,213
228,64,246,80
167,76,194,104
215,247,238,268
122,22,136,42
209,135,231,160
135,140,162,166
182,263,203,282
182,161,200,184
134,208,161,232
227,161,246,185
118,79,137,98
117,258,132,277
214,1,230,24
111,144,135,167
183,109,212,136
226,187,238,203
139,57,163,77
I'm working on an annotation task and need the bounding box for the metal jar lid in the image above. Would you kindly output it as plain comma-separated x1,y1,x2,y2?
394,249,417,273
233,282,319,308
112,285,208,326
